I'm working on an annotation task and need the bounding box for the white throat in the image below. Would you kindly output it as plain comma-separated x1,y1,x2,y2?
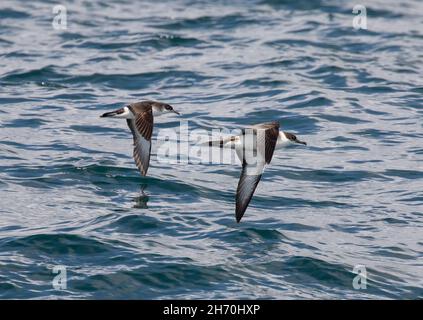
152,105,163,117
276,131,292,149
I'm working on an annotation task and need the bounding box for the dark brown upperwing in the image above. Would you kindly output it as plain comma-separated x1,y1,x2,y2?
134,110,153,141
126,109,153,176
264,122,279,164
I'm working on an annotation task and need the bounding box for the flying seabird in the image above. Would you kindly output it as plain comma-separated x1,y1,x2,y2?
208,121,306,223
100,100,179,176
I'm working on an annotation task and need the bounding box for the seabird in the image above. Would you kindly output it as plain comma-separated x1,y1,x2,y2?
100,100,180,176
208,121,306,223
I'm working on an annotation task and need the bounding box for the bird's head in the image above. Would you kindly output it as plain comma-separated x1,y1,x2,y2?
151,102,180,115
283,132,307,145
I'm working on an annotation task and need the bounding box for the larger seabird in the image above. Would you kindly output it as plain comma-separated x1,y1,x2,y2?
208,121,307,222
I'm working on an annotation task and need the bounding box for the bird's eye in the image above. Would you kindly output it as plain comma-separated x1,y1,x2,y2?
165,105,172,110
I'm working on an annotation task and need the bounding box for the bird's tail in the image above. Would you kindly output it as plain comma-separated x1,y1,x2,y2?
199,136,237,148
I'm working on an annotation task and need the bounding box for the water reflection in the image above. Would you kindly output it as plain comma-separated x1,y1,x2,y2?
133,184,149,209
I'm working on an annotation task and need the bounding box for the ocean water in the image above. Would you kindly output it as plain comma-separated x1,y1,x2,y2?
0,0,422,299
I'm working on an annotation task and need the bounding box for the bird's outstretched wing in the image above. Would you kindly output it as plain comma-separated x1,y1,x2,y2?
236,164,263,223
264,123,279,164
235,121,279,222
126,110,153,176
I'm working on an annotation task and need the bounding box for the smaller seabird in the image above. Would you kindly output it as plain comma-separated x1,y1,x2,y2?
101,100,180,176
208,121,306,223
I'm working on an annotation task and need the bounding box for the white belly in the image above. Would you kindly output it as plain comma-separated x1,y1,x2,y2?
235,135,266,166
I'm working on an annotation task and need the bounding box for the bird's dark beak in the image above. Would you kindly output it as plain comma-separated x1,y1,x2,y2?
100,108,124,118
296,139,307,145
173,110,181,115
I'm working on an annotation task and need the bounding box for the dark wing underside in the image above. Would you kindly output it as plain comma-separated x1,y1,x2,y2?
126,110,153,176
236,167,262,223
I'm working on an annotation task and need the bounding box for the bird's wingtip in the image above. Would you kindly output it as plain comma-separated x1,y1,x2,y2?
138,167,148,176
235,210,244,223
